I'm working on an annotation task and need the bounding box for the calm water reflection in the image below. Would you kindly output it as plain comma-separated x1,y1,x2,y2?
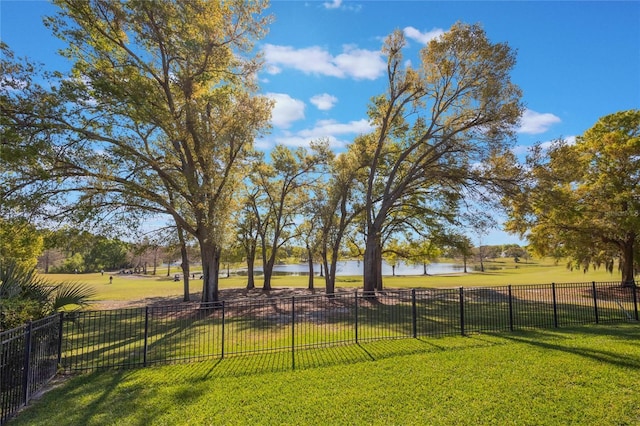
240,260,465,276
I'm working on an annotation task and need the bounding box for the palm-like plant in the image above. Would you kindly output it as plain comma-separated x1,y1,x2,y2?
0,261,95,331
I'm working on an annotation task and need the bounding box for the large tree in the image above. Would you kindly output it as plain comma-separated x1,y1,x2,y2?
317,148,366,295
359,24,523,293
505,110,640,287
1,0,273,302
250,143,330,290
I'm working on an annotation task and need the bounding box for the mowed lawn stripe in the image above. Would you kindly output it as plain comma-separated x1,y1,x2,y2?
10,324,640,425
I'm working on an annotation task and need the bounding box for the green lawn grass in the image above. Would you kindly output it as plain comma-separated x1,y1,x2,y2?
40,257,624,306
11,323,640,425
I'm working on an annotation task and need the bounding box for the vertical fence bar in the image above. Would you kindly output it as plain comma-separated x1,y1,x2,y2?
21,321,33,405
632,284,639,321
508,285,514,331
354,290,359,344
221,301,226,359
592,281,599,324
143,307,149,367
291,297,295,370
56,312,64,368
552,283,558,328
411,289,417,338
459,287,465,336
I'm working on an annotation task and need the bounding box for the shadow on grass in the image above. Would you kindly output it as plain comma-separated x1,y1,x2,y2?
487,325,640,371
11,324,639,426
138,333,512,383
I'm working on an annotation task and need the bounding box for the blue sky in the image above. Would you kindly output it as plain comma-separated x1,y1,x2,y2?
2,0,639,245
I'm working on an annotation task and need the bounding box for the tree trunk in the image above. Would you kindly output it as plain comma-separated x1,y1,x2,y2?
152,249,158,275
621,235,636,287
263,258,274,290
44,252,50,274
307,246,314,290
363,232,380,294
321,248,335,296
246,247,256,290
200,242,221,303
178,227,190,302
180,246,190,302
375,242,383,291
423,262,427,275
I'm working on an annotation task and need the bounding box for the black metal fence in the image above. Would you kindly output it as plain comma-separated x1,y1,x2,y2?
1,313,61,425
59,282,638,371
1,282,639,425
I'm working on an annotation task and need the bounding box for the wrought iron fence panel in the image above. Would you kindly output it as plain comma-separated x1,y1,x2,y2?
293,293,356,350
0,314,60,426
223,297,292,356
414,288,461,337
357,291,413,342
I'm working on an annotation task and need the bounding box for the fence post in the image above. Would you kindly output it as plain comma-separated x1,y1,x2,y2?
22,321,33,405
459,287,465,336
143,307,149,367
508,285,514,331
291,297,295,370
57,312,64,368
354,290,359,344
411,289,417,338
592,281,599,324
552,283,558,328
632,284,639,321
221,301,226,359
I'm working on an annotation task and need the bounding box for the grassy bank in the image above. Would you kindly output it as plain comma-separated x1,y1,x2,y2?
39,257,624,305
11,324,640,425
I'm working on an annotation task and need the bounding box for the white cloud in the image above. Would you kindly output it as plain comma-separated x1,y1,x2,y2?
310,93,338,111
260,118,374,150
266,92,306,128
298,118,372,139
322,0,362,12
510,144,529,156
263,43,386,80
334,45,386,80
323,0,341,9
517,109,561,134
403,26,445,45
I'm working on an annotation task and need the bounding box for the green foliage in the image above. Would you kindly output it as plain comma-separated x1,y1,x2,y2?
0,218,44,269
51,252,85,274
0,260,95,331
1,1,273,302
505,110,640,285
84,237,129,271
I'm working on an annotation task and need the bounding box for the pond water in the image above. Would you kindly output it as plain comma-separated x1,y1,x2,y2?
238,260,465,276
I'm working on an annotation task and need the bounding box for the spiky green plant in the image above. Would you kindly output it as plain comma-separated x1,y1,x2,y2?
0,260,95,331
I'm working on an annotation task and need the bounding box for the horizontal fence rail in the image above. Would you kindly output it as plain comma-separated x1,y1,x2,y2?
1,281,639,425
